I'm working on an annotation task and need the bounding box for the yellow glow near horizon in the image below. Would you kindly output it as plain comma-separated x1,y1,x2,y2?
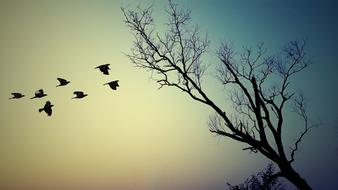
0,1,265,189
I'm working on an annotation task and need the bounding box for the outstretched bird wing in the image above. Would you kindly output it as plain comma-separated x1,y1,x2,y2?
105,80,119,90
39,101,53,116
95,64,110,74
10,92,23,99
57,78,67,83
95,64,110,69
11,92,21,97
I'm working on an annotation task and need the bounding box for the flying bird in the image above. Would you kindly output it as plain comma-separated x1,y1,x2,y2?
104,80,119,90
31,89,47,99
56,78,70,87
39,101,54,116
95,64,110,75
9,92,25,99
72,91,88,99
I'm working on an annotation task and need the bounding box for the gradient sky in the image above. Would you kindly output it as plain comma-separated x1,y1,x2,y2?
0,0,337,189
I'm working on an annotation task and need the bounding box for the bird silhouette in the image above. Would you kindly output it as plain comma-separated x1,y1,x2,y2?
31,89,47,99
9,92,25,99
95,64,110,75
72,91,88,99
104,80,119,90
56,78,70,87
39,101,54,116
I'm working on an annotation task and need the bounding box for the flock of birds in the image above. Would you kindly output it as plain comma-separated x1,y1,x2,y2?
9,64,119,116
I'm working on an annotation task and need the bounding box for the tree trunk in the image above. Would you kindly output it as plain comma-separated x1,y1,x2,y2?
281,164,312,190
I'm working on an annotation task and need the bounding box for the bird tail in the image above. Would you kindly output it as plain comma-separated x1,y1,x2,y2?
9,97,14,99
39,108,44,112
31,97,35,99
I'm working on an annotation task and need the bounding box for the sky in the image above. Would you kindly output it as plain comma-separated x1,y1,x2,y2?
0,0,337,189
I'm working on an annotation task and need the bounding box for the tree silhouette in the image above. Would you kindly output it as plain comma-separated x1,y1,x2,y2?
122,1,315,189
226,164,285,190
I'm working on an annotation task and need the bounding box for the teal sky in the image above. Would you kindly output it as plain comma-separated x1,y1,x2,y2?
0,0,337,189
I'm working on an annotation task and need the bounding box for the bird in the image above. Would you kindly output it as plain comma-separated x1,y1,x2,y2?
31,89,47,99
39,101,54,116
56,78,70,87
95,64,110,75
104,80,119,90
9,92,25,99
72,91,88,99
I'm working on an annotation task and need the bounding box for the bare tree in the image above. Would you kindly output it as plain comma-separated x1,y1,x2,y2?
122,1,315,189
